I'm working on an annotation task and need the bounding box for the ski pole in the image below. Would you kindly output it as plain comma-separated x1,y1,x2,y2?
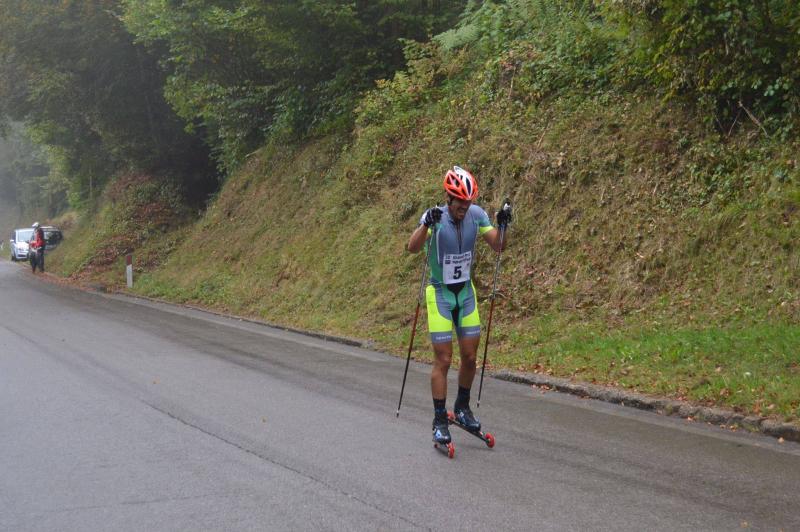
477,200,511,408
396,226,435,417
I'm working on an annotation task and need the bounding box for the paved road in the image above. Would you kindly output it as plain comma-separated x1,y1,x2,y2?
1,260,798,531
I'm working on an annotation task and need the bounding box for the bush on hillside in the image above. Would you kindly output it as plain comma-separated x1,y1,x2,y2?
359,0,623,131
606,0,800,133
439,1,623,103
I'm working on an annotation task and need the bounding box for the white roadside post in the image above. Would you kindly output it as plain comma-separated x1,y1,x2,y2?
126,253,133,288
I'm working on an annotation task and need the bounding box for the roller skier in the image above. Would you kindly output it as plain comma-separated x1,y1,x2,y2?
406,166,511,454
29,222,45,274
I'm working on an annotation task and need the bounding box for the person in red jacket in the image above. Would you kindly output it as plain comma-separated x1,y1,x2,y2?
29,222,45,273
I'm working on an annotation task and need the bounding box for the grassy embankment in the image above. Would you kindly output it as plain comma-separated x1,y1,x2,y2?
48,9,800,424
47,174,192,279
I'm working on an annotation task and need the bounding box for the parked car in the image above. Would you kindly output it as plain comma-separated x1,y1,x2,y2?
41,226,63,251
9,228,33,261
8,226,63,261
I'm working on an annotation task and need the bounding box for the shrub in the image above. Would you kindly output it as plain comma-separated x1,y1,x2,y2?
606,0,800,132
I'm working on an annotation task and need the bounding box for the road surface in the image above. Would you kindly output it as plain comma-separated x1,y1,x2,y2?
1,260,798,531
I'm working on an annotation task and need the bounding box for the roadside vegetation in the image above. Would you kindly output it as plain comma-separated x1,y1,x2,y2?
2,1,799,424
0,124,53,228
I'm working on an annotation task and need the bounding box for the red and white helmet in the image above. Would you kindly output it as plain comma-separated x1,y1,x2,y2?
443,166,478,201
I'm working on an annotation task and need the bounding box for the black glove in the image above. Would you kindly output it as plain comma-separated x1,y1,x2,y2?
421,206,443,227
496,200,512,227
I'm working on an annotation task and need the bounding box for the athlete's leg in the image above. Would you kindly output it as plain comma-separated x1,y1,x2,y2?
454,281,482,390
426,284,456,402
431,341,452,400
427,284,455,443
452,282,482,430
452,334,481,430
456,335,479,389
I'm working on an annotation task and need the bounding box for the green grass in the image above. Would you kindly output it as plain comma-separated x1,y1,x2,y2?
492,318,800,420
350,301,800,422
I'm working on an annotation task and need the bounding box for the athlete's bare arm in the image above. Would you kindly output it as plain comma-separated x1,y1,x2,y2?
408,224,429,253
482,227,508,253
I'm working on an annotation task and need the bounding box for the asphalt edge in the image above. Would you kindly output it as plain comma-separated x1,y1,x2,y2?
493,370,800,443
93,287,366,348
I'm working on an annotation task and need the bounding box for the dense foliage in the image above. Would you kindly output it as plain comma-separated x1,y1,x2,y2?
605,0,800,133
122,0,466,170
0,124,59,215
1,0,798,218
0,0,216,209
377,0,800,134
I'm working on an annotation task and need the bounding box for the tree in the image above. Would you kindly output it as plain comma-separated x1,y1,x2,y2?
0,124,52,210
123,0,467,169
0,0,217,208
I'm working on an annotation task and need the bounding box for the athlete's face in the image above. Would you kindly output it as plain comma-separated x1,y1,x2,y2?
447,196,472,221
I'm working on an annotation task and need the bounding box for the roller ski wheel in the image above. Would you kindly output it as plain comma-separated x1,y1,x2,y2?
434,441,455,459
447,410,496,448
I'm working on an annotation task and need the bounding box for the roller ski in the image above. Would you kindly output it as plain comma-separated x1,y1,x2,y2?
432,415,456,459
447,407,495,448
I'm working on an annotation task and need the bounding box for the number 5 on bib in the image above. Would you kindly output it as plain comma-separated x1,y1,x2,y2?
443,251,472,284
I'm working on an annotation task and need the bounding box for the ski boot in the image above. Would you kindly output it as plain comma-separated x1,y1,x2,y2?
432,415,455,458
448,406,495,448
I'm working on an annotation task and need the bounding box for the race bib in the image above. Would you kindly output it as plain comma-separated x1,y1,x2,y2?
443,251,472,284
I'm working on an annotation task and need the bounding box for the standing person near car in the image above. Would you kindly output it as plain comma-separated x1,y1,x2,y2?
407,166,512,445
29,222,45,273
